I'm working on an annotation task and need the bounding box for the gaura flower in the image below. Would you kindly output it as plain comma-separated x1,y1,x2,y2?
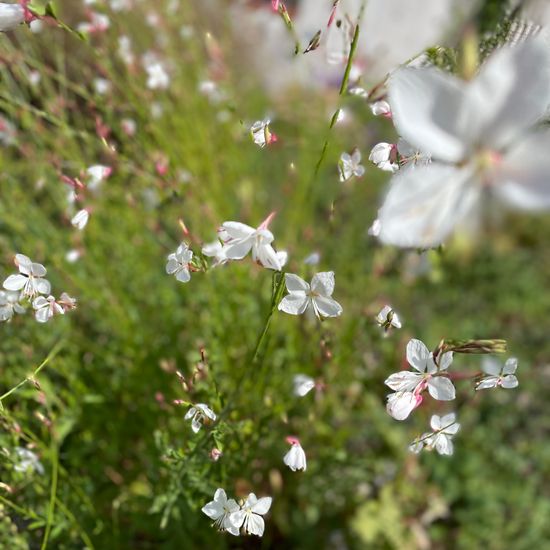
375,305,402,333
145,62,170,90
368,143,398,172
278,272,343,319
0,290,25,321
283,436,307,472
476,357,519,390
385,339,455,420
338,150,365,182
71,209,90,230
13,447,44,475
229,493,272,537
250,118,277,148
184,403,216,433
166,243,193,283
33,295,64,323
201,238,228,267
220,213,287,271
3,254,51,299
378,38,550,248
201,488,240,536
409,413,460,456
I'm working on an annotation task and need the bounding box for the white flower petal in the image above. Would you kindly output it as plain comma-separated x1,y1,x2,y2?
476,377,499,390
284,273,309,293
250,496,272,515
406,339,430,372
386,391,418,421
503,358,518,375
501,375,519,389
312,296,342,318
278,294,309,315
245,513,265,536
3,274,28,291
427,376,456,401
221,221,255,240
310,271,335,296
175,269,191,283
384,371,423,392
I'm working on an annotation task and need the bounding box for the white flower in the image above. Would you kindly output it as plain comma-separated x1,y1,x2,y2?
94,78,111,95
0,290,25,321
86,164,111,190
184,403,216,433
13,448,44,475
338,150,365,182
201,488,240,536
229,493,272,537
33,295,64,323
220,214,286,271
0,4,24,32
293,374,315,397
166,243,193,283
3,254,51,299
385,339,455,420
250,118,276,148
303,252,320,265
71,209,90,230
375,305,402,333
409,413,460,456
278,272,343,319
368,143,398,172
378,38,550,248
370,100,392,117
146,62,170,90
283,437,307,472
476,357,519,390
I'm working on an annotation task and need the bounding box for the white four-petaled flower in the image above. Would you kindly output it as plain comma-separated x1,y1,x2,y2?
166,243,193,283
375,305,402,333
201,488,240,536
278,272,343,319
229,493,272,537
476,357,519,390
293,374,315,397
368,143,398,172
409,413,460,456
0,290,25,321
338,150,365,182
185,403,216,433
3,254,51,299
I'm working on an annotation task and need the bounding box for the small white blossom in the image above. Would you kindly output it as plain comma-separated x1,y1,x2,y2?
370,100,391,117
0,290,25,321
145,62,170,90
283,437,307,471
476,357,519,390
201,488,240,536
338,150,365,182
368,143,398,172
166,243,193,283
293,374,315,397
71,209,90,230
33,295,64,323
230,493,272,537
409,413,460,456
385,339,455,420
250,118,276,148
13,448,44,475
278,272,343,319
376,305,402,333
184,403,216,433
86,164,112,190
220,214,286,271
3,254,51,299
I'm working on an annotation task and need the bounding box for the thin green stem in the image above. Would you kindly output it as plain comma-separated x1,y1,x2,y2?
41,441,59,550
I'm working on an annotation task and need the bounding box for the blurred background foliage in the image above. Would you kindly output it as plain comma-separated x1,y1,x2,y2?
0,0,549,548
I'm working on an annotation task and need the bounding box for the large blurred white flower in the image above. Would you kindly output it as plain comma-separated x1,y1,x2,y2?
0,4,25,32
278,272,342,319
201,488,240,536
229,493,272,537
378,38,550,248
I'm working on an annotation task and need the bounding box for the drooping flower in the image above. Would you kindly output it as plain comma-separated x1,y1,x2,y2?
0,290,25,322
166,243,193,283
385,339,455,420
378,38,550,248
293,374,315,397
229,493,272,537
409,413,460,456
338,150,365,182
250,118,277,148
3,254,51,299
476,357,519,390
283,436,307,471
71,209,90,230
201,488,240,536
375,305,402,333
368,143,398,172
220,213,286,271
278,272,343,319
184,403,216,433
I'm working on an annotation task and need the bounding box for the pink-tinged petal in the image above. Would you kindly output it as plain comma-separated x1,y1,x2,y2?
389,67,469,163
501,375,519,389
278,294,309,315
284,273,309,293
384,371,423,392
427,376,456,401
310,271,335,296
386,391,418,421
378,164,480,248
221,221,255,239
3,274,27,291
312,296,342,318
406,339,430,372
